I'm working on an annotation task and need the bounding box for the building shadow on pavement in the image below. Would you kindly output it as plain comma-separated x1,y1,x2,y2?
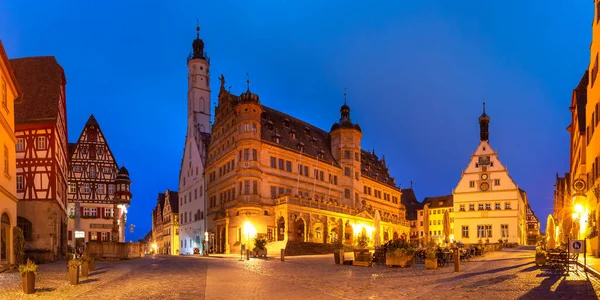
91,270,107,276
517,273,599,300
80,278,99,284
36,288,56,293
437,262,533,283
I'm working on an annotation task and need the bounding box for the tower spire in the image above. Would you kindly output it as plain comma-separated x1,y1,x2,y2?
478,100,490,141
196,18,200,39
344,87,347,105
246,72,250,91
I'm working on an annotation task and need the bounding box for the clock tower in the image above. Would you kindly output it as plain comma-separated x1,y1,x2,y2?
451,103,528,245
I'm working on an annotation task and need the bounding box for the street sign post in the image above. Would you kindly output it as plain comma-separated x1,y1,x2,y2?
570,240,585,254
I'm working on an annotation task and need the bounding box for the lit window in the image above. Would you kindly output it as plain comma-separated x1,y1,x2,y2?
84,207,90,216
37,136,46,149
91,208,97,217
459,204,465,211
505,202,511,210
69,183,76,193
16,138,24,152
495,203,501,210
469,204,475,211
16,175,23,190
83,183,90,194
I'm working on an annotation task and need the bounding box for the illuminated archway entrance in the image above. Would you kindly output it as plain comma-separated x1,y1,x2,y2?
295,218,305,242
277,217,285,241
1,213,9,262
344,222,353,245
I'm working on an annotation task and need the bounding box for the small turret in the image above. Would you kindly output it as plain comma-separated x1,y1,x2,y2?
479,102,490,141
114,165,132,205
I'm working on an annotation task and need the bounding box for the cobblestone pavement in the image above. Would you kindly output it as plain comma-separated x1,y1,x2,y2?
0,247,599,299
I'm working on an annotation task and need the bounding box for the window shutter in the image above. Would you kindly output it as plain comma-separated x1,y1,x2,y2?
101,207,105,217
88,231,92,241
68,230,72,241
80,207,84,216
107,232,111,241
97,232,101,241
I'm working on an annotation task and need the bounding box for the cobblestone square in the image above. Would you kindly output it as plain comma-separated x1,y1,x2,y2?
0,247,599,299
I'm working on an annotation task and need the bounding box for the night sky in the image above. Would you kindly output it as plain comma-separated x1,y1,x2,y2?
0,1,592,241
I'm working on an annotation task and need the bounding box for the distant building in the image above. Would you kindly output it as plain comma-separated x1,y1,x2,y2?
400,188,423,243
178,26,211,255
151,193,165,253
66,115,132,249
0,41,22,266
11,56,69,260
422,195,454,245
205,74,409,254
452,104,528,245
162,190,179,255
526,204,540,244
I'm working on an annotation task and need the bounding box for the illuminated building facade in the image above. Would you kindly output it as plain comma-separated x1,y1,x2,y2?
178,26,210,255
151,193,165,254
452,104,528,245
11,56,69,259
205,80,409,254
162,189,179,255
66,115,131,248
0,41,21,266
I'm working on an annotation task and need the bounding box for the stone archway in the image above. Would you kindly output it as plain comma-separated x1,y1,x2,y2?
295,218,306,242
393,231,399,240
1,213,9,262
312,220,323,243
344,221,354,245
384,231,389,242
277,217,285,241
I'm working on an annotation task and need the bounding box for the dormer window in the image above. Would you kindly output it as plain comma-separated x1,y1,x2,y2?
266,121,274,131
290,130,297,139
297,143,304,152
310,138,317,146
283,118,290,127
273,134,281,144
318,150,324,159
304,126,311,135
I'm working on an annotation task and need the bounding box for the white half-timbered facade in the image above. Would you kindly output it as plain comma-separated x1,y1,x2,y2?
67,114,131,248
12,56,69,260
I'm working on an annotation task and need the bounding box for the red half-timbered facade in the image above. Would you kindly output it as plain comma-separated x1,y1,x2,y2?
11,56,69,259
67,114,131,247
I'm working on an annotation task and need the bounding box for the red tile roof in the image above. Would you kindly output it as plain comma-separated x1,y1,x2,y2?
9,56,66,125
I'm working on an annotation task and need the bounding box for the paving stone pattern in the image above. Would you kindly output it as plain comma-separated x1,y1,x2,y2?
0,247,599,299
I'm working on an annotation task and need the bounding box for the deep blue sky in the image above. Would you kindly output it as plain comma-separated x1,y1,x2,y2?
0,1,592,241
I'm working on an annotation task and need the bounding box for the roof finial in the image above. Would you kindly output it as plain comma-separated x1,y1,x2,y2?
246,72,250,91
344,87,347,105
410,180,413,188
482,98,486,114
196,18,200,39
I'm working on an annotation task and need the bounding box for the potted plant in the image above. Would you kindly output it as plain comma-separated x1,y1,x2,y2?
425,248,438,270
81,254,91,278
68,258,82,285
385,239,415,267
353,235,372,266
253,237,268,258
504,238,508,244
332,238,344,264
18,259,37,294
485,238,490,245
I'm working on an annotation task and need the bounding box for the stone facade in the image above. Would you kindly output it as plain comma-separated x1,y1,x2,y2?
205,80,409,254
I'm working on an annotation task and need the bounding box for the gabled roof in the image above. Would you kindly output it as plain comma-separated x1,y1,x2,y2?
423,194,453,209
157,193,166,211
0,41,22,102
260,105,338,166
68,143,77,158
10,56,66,125
361,150,397,187
166,190,179,213
401,188,423,220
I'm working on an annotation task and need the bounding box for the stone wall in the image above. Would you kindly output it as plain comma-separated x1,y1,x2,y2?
86,241,144,260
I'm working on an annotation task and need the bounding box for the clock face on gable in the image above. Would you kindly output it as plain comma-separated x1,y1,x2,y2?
480,182,490,191
478,156,491,166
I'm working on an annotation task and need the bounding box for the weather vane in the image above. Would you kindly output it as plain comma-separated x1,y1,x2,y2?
246,72,250,91
344,87,347,105
196,18,200,38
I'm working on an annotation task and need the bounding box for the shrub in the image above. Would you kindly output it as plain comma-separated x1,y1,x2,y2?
13,227,25,265
18,259,37,275
387,239,415,256
357,235,369,249
425,249,437,260
68,258,82,268
332,238,344,250
253,237,267,251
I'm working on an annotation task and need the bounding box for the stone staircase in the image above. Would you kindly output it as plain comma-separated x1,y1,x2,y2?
283,241,338,256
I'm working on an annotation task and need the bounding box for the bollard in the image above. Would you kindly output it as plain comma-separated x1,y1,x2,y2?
246,249,250,260
454,248,460,272
281,249,285,261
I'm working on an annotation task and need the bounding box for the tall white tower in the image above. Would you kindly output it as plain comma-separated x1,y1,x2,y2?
178,24,211,255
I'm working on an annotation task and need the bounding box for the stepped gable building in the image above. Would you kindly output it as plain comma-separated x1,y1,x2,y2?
205,78,409,254
452,104,530,245
11,56,69,260
400,188,423,242
0,41,22,266
178,26,211,255
66,114,132,249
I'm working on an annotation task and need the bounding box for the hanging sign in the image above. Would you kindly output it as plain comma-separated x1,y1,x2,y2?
569,240,585,254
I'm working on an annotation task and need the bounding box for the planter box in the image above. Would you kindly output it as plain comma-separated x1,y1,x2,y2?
535,255,546,267
81,262,89,278
21,272,35,294
353,249,371,262
69,266,79,285
425,258,438,269
333,250,344,264
385,253,414,267
256,249,267,258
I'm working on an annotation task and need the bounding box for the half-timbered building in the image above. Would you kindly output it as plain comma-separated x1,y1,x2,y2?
66,114,131,249
162,189,179,255
11,56,69,260
0,41,22,266
151,193,165,253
